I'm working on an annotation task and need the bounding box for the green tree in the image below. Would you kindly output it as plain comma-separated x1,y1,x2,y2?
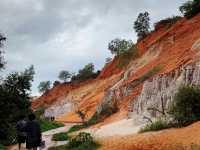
179,0,200,19
38,81,51,93
134,12,150,40
170,85,200,126
58,70,71,82
0,66,35,144
0,34,6,70
108,38,133,55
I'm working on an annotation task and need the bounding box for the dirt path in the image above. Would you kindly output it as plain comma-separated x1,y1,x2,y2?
9,123,75,150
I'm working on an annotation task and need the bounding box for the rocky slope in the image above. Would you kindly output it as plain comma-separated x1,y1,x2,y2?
32,13,200,125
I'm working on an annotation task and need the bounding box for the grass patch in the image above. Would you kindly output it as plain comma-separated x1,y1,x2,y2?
139,119,171,133
52,132,69,141
38,119,64,132
49,132,100,150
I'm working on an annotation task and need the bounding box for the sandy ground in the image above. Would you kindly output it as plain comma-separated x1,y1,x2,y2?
99,121,200,150
9,124,75,150
81,118,141,138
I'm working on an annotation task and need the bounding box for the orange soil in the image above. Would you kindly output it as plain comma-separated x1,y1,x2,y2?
33,14,200,125
99,121,200,150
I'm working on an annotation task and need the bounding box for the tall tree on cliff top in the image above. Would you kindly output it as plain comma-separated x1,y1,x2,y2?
38,81,51,93
134,11,150,40
58,70,71,82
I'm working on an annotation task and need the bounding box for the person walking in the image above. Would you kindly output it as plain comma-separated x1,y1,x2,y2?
16,115,27,150
25,113,42,150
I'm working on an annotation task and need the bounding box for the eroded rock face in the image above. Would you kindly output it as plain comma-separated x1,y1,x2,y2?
131,62,200,124
44,100,74,117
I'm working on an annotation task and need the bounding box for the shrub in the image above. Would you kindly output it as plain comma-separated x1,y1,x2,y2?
116,44,138,68
169,85,200,126
179,0,200,19
154,16,182,30
71,63,100,82
139,119,171,133
67,132,100,150
108,38,133,55
52,132,69,141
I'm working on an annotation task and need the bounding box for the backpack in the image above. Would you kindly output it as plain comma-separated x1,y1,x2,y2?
16,120,26,136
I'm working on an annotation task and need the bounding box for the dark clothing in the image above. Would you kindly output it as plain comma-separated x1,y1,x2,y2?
25,120,41,149
17,135,26,143
16,120,27,143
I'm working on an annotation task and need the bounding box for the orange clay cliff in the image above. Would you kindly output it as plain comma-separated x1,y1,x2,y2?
32,13,200,150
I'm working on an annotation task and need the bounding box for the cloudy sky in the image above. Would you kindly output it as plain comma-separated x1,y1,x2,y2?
0,0,186,95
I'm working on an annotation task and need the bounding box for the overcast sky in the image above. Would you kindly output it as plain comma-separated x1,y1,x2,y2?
0,0,186,95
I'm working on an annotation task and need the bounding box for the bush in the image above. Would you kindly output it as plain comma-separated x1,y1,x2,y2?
108,38,133,55
170,85,200,126
38,119,64,132
52,132,69,141
179,0,200,19
71,63,100,82
173,144,200,150
139,119,171,133
154,16,182,30
67,132,100,150
117,44,138,68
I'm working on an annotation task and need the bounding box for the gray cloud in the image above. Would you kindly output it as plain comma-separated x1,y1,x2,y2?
0,0,186,95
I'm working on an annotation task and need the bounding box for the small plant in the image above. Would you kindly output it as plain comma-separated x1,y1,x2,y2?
139,119,171,133
52,132,69,141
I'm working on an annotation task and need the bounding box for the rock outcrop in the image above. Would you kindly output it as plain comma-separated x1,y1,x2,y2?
131,61,200,124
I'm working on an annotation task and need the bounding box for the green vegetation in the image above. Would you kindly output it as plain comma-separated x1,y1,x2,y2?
108,38,133,55
58,70,71,82
154,16,182,30
179,0,200,19
71,63,100,82
140,85,200,133
0,65,35,146
49,132,100,150
38,118,64,132
134,11,150,40
38,80,51,93
139,119,171,133
169,85,200,126
52,132,69,141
